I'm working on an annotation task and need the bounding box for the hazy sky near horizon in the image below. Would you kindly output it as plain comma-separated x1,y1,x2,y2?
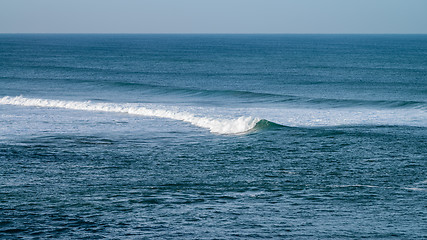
1,0,426,34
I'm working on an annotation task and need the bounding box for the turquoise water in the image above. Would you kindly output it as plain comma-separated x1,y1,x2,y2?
0,34,426,239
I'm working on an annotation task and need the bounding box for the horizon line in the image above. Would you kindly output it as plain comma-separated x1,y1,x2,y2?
1,32,427,35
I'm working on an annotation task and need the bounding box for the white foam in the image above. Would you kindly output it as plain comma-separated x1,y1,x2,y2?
332,184,384,188
415,179,427,185
249,106,427,128
0,96,260,134
403,187,427,192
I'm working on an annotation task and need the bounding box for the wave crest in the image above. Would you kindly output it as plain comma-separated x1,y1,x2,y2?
0,96,260,135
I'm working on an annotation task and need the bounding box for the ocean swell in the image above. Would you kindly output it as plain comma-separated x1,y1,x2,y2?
0,96,260,134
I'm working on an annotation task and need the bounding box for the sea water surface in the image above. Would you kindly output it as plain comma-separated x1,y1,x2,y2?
0,34,426,239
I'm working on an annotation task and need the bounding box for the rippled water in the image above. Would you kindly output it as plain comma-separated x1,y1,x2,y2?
1,34,426,239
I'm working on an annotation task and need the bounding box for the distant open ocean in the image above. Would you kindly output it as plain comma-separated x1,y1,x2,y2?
0,34,426,239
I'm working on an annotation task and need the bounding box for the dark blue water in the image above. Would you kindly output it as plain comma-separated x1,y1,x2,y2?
1,34,426,239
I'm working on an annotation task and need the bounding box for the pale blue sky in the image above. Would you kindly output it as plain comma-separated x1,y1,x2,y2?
1,0,426,33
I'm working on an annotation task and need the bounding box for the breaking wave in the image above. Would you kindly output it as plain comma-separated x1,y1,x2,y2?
0,96,261,135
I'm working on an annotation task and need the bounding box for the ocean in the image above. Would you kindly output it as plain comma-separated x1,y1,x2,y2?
0,34,426,239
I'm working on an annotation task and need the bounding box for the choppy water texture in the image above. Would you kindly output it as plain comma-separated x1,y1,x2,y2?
0,34,426,239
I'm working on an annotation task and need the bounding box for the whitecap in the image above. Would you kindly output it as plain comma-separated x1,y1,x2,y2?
0,96,260,135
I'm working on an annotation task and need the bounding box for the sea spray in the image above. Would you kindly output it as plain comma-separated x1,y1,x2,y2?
0,96,260,134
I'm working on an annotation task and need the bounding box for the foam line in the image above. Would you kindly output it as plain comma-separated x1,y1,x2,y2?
0,96,260,134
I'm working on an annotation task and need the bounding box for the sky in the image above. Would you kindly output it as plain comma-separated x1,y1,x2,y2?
1,0,426,34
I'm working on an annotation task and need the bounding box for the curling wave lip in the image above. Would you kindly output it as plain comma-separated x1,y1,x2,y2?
0,96,261,135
